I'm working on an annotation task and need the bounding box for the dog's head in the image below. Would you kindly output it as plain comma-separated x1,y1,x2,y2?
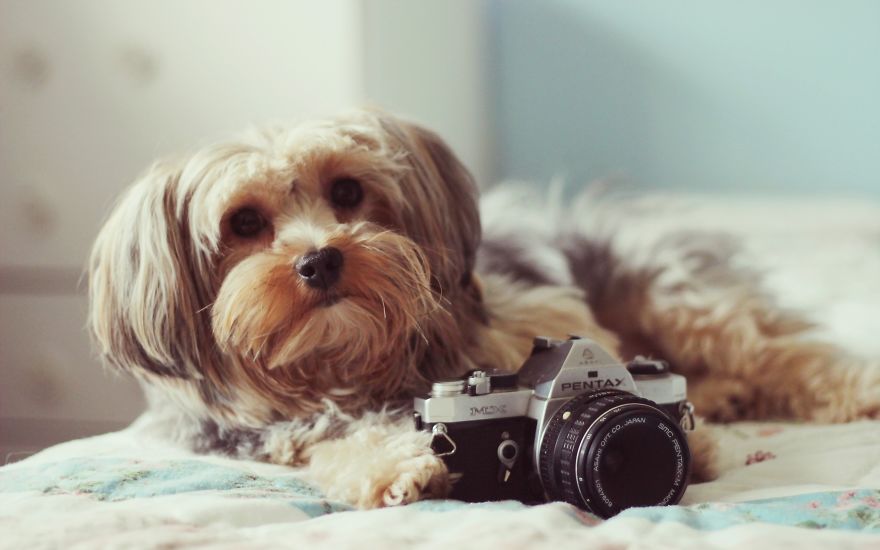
89,110,483,424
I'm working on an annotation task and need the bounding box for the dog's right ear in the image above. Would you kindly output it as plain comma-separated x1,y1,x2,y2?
88,160,214,380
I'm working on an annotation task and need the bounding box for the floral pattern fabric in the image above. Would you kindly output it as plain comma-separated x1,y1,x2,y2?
1,418,879,548
2,456,878,532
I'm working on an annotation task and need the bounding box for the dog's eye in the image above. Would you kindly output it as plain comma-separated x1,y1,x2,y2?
229,207,267,238
329,178,363,209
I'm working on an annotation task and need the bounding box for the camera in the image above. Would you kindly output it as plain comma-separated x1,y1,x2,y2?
413,335,694,518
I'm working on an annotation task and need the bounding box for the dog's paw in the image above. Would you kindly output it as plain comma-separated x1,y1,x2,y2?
687,419,720,482
379,452,449,507
848,363,880,420
306,426,450,510
811,362,880,423
688,378,754,423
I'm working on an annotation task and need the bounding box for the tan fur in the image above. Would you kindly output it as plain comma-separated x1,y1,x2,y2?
473,273,621,370
88,108,878,510
304,415,448,508
89,110,488,427
211,222,440,416
584,239,880,423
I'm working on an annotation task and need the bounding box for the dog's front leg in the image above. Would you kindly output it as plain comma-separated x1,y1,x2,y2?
303,416,449,509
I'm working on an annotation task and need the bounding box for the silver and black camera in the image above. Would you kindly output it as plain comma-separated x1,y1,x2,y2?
414,335,694,518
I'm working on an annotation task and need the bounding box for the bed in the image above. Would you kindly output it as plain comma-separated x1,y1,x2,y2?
2,193,879,549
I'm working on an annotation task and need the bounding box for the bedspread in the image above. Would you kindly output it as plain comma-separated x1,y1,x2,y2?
1,416,879,549
2,193,879,549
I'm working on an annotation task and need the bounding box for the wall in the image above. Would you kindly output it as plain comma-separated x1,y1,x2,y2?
0,0,493,460
0,0,364,460
490,0,880,195
363,0,494,187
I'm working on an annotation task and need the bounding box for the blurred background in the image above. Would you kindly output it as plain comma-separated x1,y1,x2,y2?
1,0,878,460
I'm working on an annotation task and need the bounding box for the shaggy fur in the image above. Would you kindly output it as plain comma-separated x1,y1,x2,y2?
89,109,880,508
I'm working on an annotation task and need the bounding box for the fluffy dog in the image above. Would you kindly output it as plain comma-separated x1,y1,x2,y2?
88,109,880,508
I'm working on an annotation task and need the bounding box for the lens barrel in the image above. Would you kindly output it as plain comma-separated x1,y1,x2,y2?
538,389,690,518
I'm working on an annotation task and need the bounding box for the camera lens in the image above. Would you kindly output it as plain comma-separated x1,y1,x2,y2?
538,390,690,518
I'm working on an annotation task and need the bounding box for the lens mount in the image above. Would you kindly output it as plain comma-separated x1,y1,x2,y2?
538,390,690,518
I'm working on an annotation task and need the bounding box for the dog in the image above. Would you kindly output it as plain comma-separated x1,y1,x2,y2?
88,108,880,508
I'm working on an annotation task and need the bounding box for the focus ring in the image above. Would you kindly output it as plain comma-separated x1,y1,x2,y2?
538,390,633,506
559,394,648,508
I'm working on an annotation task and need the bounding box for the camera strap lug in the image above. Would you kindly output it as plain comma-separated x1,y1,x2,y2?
430,423,457,457
680,401,695,431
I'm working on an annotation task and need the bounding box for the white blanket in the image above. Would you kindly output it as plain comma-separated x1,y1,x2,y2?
1,417,878,548
2,193,878,549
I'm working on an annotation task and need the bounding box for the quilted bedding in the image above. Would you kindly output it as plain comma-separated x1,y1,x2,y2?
1,418,879,549
2,193,879,549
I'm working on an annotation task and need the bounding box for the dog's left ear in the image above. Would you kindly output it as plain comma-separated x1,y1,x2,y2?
375,113,482,293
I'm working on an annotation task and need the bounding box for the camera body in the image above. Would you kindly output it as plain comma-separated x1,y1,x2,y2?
413,335,693,518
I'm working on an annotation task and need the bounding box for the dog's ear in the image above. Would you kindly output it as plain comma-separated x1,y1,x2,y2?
88,160,215,380
375,113,482,293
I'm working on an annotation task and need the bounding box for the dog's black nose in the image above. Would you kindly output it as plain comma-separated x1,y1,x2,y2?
295,247,344,290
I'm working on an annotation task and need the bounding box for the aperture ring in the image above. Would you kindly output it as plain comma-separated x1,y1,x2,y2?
558,394,651,509
538,390,633,507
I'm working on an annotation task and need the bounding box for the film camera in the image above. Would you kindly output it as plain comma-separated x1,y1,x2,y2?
413,335,694,518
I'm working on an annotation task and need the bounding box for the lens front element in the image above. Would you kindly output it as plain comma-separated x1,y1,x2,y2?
539,390,690,518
